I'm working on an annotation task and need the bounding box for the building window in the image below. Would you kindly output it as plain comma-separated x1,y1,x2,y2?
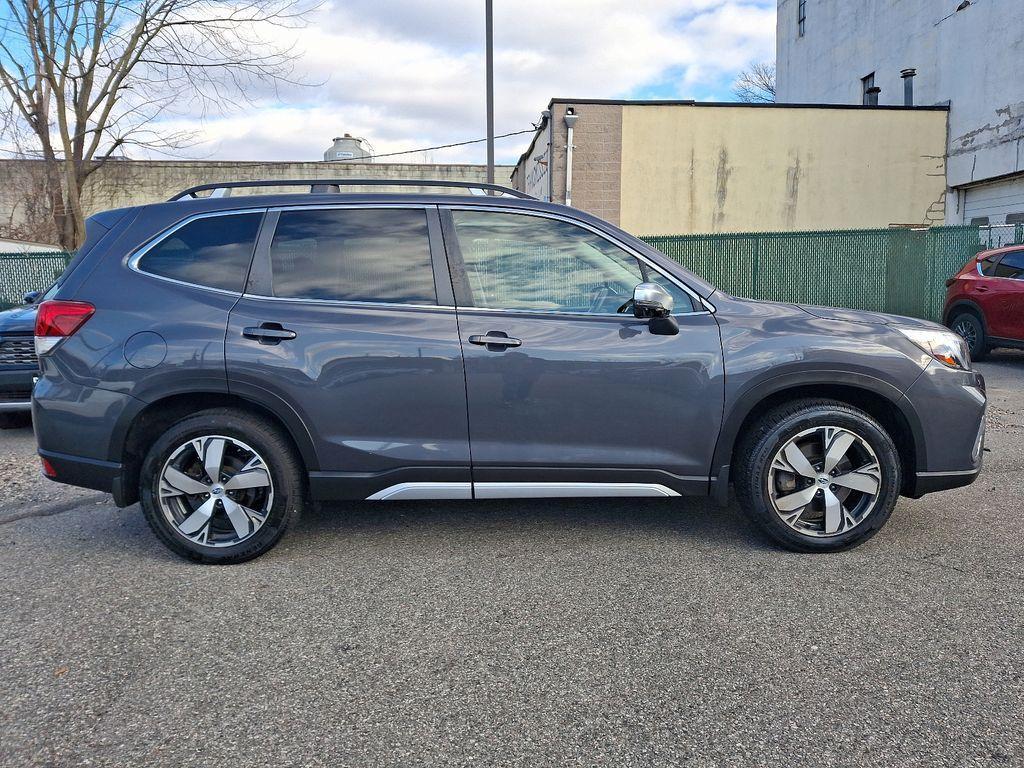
862,73,878,106
1006,213,1024,225
797,0,806,36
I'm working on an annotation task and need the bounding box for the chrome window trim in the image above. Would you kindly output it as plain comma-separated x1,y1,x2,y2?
238,294,456,312
452,305,704,321
127,208,268,296
443,204,716,314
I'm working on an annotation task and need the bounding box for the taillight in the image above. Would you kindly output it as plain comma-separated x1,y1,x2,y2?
34,300,95,356
40,456,57,478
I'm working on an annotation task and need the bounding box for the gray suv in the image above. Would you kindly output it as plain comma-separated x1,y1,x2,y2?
32,180,986,563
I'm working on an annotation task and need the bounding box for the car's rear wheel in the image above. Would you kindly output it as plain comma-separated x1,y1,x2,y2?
735,399,902,552
950,311,987,361
139,408,304,564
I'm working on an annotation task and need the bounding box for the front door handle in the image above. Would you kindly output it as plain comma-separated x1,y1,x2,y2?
243,323,297,345
468,331,522,351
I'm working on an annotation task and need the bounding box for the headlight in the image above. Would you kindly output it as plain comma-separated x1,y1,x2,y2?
895,327,971,370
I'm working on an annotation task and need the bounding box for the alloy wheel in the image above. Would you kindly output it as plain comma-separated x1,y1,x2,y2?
766,426,882,537
952,317,978,348
158,435,274,548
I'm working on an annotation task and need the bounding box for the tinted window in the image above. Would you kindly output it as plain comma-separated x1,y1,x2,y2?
451,210,695,314
268,208,436,304
994,251,1024,279
1006,213,1024,225
137,213,261,292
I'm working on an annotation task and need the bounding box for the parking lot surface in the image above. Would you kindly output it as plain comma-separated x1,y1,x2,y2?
2,353,1023,767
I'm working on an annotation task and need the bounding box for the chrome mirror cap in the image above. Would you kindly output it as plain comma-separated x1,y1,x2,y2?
632,282,674,318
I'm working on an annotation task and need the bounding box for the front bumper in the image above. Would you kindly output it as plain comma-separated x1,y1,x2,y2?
0,367,36,412
902,364,986,497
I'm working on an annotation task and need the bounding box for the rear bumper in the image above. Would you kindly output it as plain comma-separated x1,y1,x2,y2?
34,376,141,506
38,448,125,498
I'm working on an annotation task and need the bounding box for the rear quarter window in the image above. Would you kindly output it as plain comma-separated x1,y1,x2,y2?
135,213,262,292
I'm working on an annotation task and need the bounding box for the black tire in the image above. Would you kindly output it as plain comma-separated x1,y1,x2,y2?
734,399,902,553
949,311,987,361
0,412,31,430
139,408,304,564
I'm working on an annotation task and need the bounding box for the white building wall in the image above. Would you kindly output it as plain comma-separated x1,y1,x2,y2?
776,0,1024,221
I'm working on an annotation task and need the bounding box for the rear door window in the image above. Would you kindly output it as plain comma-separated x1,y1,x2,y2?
136,213,262,292
266,208,436,305
993,251,1024,279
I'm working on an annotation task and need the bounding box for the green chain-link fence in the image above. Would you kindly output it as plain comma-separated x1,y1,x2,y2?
0,251,72,310
643,224,1024,322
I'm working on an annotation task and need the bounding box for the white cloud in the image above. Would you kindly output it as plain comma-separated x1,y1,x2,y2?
151,1,776,164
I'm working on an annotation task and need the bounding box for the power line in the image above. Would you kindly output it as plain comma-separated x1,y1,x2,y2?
338,128,535,162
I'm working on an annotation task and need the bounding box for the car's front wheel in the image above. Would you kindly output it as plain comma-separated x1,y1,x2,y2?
950,311,987,361
735,399,902,552
139,408,304,563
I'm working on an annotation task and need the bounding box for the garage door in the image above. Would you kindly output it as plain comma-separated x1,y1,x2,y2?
963,175,1024,226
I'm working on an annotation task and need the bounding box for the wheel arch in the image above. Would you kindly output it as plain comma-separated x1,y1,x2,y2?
943,299,987,331
712,372,926,501
113,390,318,507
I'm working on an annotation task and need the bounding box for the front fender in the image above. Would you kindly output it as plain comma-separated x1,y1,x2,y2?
710,368,927,482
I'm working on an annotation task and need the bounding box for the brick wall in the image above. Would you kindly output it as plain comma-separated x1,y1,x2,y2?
548,103,623,225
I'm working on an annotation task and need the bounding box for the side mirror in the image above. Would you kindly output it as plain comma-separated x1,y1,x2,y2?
23,290,41,305
632,282,674,319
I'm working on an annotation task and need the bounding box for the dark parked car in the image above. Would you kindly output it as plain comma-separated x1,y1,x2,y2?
944,245,1024,360
0,291,43,428
33,180,986,563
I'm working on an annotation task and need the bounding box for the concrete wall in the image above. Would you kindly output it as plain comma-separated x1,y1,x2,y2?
0,159,514,238
776,0,1024,191
617,104,948,235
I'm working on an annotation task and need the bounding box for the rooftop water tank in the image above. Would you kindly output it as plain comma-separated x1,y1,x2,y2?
324,134,372,162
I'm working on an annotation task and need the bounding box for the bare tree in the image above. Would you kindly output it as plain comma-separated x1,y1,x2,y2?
733,61,776,104
0,0,314,249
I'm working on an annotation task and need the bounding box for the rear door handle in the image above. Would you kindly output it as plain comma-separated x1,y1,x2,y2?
468,332,522,350
243,323,297,345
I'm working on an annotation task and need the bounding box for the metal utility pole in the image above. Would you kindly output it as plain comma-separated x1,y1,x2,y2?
485,0,495,185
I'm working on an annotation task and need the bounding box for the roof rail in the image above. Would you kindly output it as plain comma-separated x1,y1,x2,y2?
168,178,535,202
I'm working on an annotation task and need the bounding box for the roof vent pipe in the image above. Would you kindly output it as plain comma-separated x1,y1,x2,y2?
901,68,917,107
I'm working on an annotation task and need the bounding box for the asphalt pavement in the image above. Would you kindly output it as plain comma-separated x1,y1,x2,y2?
2,353,1023,767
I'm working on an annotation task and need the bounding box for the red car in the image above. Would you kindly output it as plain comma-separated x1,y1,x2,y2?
944,245,1024,360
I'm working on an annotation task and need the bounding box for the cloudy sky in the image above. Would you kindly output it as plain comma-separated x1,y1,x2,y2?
144,0,776,165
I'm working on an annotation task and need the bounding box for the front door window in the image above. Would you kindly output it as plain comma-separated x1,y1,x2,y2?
450,210,694,314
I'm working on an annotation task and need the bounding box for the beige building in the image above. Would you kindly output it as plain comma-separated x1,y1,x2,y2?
512,99,949,236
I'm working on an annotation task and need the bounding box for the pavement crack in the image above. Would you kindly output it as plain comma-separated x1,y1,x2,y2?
0,493,109,526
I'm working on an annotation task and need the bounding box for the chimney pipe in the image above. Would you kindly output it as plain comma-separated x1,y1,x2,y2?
901,68,917,106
